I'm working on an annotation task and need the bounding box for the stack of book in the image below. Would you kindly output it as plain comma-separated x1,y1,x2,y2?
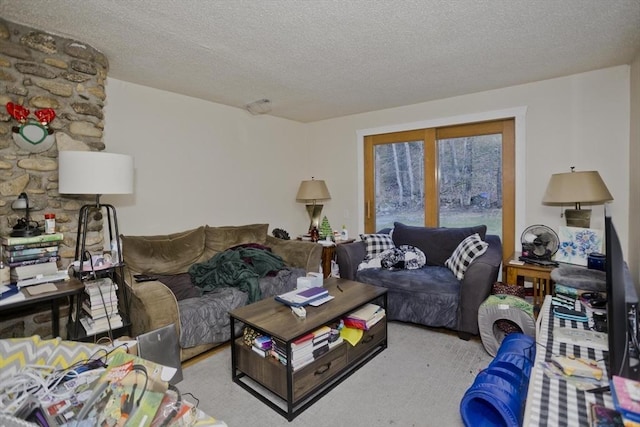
1,233,68,290
251,335,272,357
343,303,386,330
78,278,123,335
271,325,343,371
2,233,63,268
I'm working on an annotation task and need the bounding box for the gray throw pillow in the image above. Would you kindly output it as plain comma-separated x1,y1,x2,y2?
392,222,487,267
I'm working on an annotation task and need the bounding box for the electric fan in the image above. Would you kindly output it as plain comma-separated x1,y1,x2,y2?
520,225,559,261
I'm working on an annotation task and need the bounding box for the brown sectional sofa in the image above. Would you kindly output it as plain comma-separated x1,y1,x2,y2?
121,223,322,361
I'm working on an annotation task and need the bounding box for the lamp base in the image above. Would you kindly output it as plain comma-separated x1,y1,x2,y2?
306,204,324,232
10,226,42,238
565,209,592,228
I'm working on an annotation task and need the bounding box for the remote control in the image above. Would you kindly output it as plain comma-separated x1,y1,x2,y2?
134,274,158,282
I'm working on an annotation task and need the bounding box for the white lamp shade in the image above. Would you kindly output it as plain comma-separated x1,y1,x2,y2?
58,151,134,195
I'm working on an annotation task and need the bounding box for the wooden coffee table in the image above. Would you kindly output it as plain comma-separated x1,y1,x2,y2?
229,277,388,420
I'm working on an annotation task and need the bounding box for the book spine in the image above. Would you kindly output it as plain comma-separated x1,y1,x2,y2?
292,332,315,347
343,317,368,330
84,287,118,296
251,345,268,357
4,241,60,251
1,233,64,246
83,303,118,311
83,296,118,305
6,256,58,268
5,251,58,262
7,246,59,257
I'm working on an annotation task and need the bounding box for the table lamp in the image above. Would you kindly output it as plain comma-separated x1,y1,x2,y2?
58,151,134,273
542,168,613,228
296,178,331,232
10,192,41,237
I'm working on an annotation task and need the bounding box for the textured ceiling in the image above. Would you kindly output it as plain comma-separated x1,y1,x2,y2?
1,0,639,123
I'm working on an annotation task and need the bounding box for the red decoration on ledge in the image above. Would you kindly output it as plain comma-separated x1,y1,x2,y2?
6,102,30,123
35,108,56,126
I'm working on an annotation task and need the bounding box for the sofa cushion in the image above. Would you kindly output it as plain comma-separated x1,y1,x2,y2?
392,222,487,266
204,224,269,257
356,266,460,329
122,226,206,275
177,268,302,348
156,273,202,301
360,233,395,260
445,233,489,280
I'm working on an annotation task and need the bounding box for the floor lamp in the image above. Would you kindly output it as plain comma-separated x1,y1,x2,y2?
58,151,134,276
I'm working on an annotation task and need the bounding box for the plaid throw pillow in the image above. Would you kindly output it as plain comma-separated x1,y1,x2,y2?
445,233,489,280
360,233,395,260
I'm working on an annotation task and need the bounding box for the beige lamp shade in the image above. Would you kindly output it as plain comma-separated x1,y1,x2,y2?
296,179,331,202
542,169,613,228
542,170,613,207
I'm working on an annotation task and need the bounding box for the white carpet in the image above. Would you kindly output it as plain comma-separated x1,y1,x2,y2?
178,322,493,427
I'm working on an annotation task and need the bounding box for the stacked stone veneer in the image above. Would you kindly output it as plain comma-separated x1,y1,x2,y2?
0,18,110,338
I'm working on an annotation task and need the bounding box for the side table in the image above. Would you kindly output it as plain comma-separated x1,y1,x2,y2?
0,279,84,338
504,252,555,308
321,239,355,278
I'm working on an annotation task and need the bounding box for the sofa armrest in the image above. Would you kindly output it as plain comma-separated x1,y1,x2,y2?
266,235,322,272
457,234,502,337
122,268,181,338
336,241,367,280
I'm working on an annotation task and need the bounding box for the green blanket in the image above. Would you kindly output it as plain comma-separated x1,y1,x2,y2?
188,247,285,303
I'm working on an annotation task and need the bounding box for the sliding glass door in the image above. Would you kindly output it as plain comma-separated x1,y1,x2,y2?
364,119,515,259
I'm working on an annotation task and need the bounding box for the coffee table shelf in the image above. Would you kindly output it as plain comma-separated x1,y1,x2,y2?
229,278,388,421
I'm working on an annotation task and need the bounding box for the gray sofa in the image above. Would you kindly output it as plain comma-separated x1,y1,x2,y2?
336,222,502,340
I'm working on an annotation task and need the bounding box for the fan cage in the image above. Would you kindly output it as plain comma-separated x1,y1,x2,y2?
520,225,559,261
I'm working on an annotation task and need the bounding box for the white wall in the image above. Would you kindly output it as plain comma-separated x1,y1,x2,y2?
101,66,632,260
307,65,632,257
102,79,314,236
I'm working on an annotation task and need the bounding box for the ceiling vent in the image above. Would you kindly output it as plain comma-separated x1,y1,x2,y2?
245,99,272,115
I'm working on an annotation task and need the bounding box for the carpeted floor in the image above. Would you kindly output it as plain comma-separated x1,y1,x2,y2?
178,321,493,426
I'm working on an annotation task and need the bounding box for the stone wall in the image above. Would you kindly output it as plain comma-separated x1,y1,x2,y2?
0,18,109,338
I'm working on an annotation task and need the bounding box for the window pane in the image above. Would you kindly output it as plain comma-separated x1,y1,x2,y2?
437,135,502,239
374,140,424,230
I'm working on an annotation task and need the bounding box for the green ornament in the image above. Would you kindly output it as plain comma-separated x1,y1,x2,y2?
319,216,332,239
